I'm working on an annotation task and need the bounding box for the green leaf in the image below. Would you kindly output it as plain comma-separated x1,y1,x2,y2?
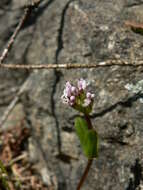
74,117,98,159
1,177,10,190
0,160,7,174
74,117,88,146
0,160,10,190
84,130,98,158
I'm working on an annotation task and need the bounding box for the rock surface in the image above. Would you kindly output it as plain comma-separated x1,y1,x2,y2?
1,0,143,189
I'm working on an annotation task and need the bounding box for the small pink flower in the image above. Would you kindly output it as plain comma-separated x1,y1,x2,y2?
86,92,95,99
61,82,78,106
61,79,95,113
66,81,72,88
77,78,88,91
69,96,76,105
64,82,72,97
70,96,75,101
83,98,91,107
71,86,78,95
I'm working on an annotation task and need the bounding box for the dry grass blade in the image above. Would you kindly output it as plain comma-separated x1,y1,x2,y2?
0,59,143,70
6,153,28,167
0,78,31,129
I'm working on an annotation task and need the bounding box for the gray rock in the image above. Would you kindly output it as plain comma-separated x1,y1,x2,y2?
1,0,143,189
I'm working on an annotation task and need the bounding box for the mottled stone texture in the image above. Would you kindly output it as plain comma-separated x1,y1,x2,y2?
1,0,143,189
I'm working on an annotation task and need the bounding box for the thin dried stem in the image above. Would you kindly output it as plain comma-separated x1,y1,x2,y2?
6,152,27,167
0,78,31,130
0,59,143,70
76,159,93,190
0,0,42,64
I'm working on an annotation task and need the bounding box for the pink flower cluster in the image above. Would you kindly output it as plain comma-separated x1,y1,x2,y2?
61,79,95,108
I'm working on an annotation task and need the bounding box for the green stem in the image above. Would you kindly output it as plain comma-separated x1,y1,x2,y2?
76,114,93,190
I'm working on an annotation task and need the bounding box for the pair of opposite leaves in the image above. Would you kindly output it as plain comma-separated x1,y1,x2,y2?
75,117,98,159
